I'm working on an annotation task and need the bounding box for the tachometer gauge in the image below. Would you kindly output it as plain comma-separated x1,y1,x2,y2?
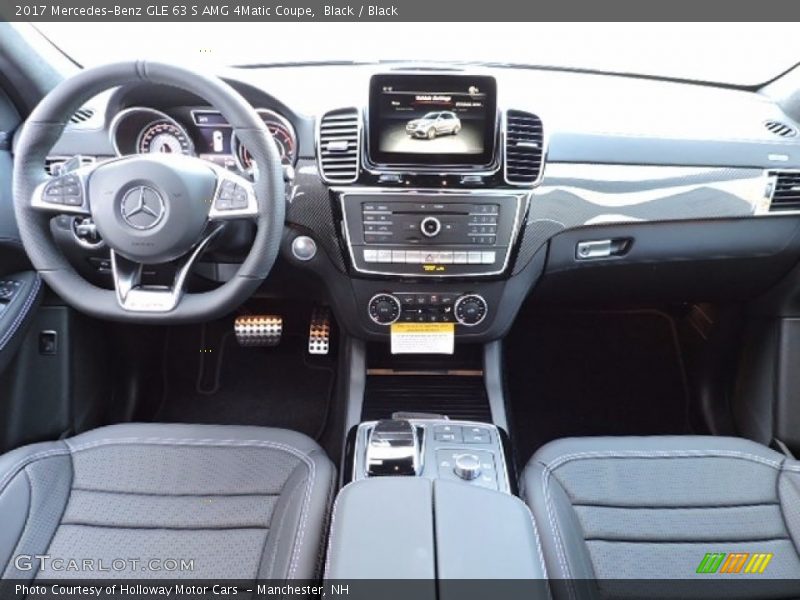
137,120,194,155
232,111,297,173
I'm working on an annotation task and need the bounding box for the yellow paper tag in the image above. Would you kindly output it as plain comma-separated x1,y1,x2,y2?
390,322,455,354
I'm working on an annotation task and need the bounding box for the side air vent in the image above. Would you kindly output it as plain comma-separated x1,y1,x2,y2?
318,108,360,183
504,110,545,185
69,108,95,125
764,120,797,138
769,171,800,212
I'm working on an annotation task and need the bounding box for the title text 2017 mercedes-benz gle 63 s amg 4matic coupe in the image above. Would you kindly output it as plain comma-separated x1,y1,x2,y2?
2,22,800,598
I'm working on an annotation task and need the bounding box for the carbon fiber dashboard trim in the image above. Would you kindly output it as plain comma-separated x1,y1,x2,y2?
286,158,347,272
512,164,770,274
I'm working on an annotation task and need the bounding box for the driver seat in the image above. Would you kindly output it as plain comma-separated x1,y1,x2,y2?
0,423,335,580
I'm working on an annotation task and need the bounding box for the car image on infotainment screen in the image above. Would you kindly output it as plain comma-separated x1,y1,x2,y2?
368,73,498,168
405,111,462,141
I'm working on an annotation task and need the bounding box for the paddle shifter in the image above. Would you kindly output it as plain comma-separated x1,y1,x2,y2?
365,419,421,476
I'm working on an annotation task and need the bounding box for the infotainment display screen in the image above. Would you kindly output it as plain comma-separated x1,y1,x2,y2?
368,73,497,168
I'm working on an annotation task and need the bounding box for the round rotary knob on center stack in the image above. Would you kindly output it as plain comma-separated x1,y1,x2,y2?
368,293,401,325
420,216,442,238
453,454,482,481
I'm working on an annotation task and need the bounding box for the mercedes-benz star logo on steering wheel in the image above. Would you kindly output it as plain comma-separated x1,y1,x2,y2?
120,185,166,230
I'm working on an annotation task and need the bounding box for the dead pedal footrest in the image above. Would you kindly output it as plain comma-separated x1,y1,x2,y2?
235,315,282,347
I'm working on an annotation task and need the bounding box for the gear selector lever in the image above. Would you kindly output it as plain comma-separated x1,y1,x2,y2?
365,419,420,476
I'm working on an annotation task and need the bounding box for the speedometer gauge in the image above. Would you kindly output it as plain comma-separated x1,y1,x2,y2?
137,120,194,155
232,110,297,173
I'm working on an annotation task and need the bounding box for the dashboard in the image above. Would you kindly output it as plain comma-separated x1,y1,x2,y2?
28,63,800,342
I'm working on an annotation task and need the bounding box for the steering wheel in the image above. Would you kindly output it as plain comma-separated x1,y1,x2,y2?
13,61,285,323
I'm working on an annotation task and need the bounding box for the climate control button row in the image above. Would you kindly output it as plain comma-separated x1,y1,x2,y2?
368,293,488,327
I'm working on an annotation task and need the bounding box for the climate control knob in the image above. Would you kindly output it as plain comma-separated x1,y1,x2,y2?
454,294,488,326
420,216,442,238
368,293,401,325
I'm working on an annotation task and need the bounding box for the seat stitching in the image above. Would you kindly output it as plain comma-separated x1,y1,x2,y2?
58,522,270,531
63,436,316,458
1,470,33,577
322,480,356,578
0,275,41,352
69,487,282,497
1,437,318,579
539,449,783,472
263,476,300,578
287,451,316,578
269,465,311,579
315,467,338,578
0,447,70,496
542,467,576,600
61,436,318,579
776,467,800,560
584,536,791,543
538,448,783,598
507,493,550,589
571,502,781,509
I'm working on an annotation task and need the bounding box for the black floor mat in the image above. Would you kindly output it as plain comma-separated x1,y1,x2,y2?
156,321,335,440
506,310,691,464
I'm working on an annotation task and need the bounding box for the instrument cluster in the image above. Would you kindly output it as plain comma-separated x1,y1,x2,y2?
110,106,297,174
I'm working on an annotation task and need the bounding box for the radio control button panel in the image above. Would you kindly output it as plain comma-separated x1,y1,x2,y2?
339,192,528,277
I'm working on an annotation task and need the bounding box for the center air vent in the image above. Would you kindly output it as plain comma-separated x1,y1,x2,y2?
764,120,797,138
504,110,545,185
769,171,800,212
318,108,360,183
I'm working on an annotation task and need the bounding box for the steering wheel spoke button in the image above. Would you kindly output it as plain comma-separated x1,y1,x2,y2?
215,180,249,211
43,174,83,206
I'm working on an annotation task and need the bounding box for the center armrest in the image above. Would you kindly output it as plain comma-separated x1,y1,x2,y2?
324,477,547,582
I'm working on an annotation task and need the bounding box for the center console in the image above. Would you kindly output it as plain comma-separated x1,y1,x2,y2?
319,71,548,587
311,70,546,343
328,418,546,585
350,418,512,493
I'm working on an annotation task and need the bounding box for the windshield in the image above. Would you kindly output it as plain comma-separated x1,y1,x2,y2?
30,22,800,87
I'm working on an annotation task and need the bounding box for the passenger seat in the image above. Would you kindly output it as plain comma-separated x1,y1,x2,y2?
522,436,800,594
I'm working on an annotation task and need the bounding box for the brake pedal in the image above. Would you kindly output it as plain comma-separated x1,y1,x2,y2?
308,306,332,355
234,315,282,347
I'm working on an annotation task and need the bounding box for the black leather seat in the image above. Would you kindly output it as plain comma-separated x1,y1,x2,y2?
522,436,800,597
0,423,335,580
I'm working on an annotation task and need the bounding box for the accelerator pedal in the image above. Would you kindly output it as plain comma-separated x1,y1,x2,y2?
308,306,332,355
234,315,283,347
